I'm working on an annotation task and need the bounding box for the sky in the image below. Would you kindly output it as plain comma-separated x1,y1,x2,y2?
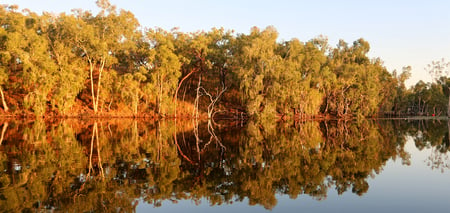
3,0,450,87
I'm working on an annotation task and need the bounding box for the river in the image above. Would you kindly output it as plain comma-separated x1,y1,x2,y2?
0,118,449,212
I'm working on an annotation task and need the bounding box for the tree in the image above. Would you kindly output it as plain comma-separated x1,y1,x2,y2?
146,28,181,116
326,38,391,118
234,26,282,118
294,38,327,117
0,7,19,114
427,58,450,116
44,13,87,115
0,4,415,119
388,66,411,115
0,54,9,112
69,0,140,114
0,6,10,112
171,30,212,117
119,71,145,115
0,7,57,116
206,28,234,89
275,38,327,119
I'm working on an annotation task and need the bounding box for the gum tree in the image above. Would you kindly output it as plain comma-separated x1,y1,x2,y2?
235,26,282,118
427,58,450,116
69,0,140,114
1,6,57,116
45,13,87,115
146,28,181,116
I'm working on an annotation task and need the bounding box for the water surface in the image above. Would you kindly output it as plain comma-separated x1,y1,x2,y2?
0,119,449,212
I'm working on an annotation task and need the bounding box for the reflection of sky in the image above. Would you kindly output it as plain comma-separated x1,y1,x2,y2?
136,198,267,213
137,137,450,213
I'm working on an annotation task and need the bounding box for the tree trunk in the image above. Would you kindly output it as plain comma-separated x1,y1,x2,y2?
447,92,450,117
0,86,8,112
448,119,450,148
324,94,329,114
422,101,427,115
134,91,138,115
156,78,161,115
89,58,106,114
95,59,105,113
0,122,8,145
158,78,163,115
192,75,201,119
89,60,97,113
173,68,198,118
418,97,421,115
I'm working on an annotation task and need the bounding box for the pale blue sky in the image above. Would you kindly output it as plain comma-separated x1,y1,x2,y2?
3,0,450,86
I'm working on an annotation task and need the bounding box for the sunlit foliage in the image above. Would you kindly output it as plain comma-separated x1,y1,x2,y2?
0,1,411,119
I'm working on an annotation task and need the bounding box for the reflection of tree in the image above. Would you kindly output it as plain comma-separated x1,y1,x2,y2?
172,119,410,209
0,122,7,145
404,119,450,172
428,149,450,172
0,118,447,211
0,119,87,211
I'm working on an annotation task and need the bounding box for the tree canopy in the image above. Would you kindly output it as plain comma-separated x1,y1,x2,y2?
0,1,443,119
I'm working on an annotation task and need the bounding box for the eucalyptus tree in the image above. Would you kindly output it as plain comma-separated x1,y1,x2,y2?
326,38,391,117
69,0,140,114
118,71,146,115
272,37,329,118
349,40,388,116
384,66,411,115
412,81,432,115
205,28,235,94
0,5,13,112
0,6,57,116
355,59,388,116
404,78,448,116
114,31,149,115
327,40,358,117
274,39,302,117
146,28,182,116
0,53,8,112
426,58,450,116
44,13,86,115
171,30,213,116
234,26,283,118
0,4,409,118
190,28,236,120
428,81,447,116
296,39,327,117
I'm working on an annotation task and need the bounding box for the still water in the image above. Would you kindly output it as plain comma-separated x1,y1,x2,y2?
0,119,449,212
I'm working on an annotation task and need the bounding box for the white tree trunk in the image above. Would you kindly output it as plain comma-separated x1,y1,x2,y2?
89,60,97,113
0,86,8,112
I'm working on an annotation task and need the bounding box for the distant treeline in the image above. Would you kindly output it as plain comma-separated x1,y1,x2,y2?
0,1,448,119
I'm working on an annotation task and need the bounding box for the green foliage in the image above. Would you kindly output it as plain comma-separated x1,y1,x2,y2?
0,8,57,116
0,2,421,118
119,72,144,114
396,79,448,116
45,14,87,114
235,26,281,117
146,28,182,115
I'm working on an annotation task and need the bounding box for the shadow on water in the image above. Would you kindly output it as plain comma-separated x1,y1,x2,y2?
0,118,449,211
